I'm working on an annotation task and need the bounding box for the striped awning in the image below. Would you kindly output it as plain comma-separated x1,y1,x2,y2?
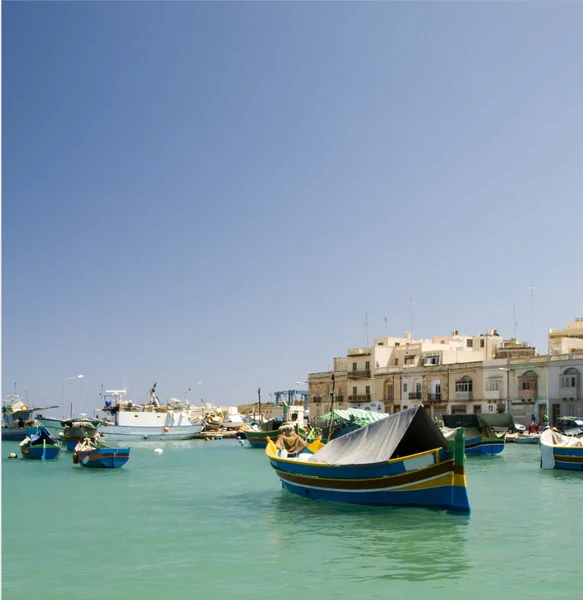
318,408,390,425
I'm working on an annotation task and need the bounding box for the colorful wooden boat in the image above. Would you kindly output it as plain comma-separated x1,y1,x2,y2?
540,428,583,471
19,425,61,460
73,439,130,469
265,406,470,513
442,413,515,455
241,419,285,448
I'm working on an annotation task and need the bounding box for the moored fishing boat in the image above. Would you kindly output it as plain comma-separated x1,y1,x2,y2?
515,433,540,444
2,396,58,441
94,384,203,441
73,438,130,469
59,416,106,451
442,413,514,455
241,418,285,448
265,406,470,512
19,425,61,460
540,428,583,470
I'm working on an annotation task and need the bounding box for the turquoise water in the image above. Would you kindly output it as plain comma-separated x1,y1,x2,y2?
2,441,580,599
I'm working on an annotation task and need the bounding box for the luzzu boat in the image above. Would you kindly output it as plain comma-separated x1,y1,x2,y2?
265,406,470,513
441,413,514,455
73,439,130,469
540,428,583,471
241,418,285,448
19,425,62,460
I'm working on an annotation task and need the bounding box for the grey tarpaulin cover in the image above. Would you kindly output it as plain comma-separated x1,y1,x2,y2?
307,406,449,466
441,413,516,430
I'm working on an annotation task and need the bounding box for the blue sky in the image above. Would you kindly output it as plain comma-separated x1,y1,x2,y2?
3,2,583,415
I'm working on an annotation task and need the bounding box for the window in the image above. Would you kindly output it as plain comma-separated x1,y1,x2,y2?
480,339,485,348
352,387,357,395
352,363,357,371
405,355,415,365
365,361,370,371
395,342,400,347
521,380,536,391
486,378,501,392
467,339,473,348
561,376,577,388
424,354,441,366
568,403,576,417
403,383,408,392
415,383,422,394
455,378,473,393
365,386,370,394
395,359,399,366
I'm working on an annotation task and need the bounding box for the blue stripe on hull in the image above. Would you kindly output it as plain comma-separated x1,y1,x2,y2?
280,480,469,512
248,441,268,448
465,443,504,455
553,460,583,471
22,447,61,460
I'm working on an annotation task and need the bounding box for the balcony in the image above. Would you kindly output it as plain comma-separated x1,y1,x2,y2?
347,370,371,379
519,389,537,400
383,394,395,402
408,392,423,400
428,393,442,402
455,392,473,401
348,394,372,403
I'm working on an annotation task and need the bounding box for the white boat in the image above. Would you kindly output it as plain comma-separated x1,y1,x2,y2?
94,384,203,441
222,408,244,430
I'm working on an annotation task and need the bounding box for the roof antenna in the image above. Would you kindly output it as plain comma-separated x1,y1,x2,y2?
529,281,535,346
362,310,369,346
409,296,414,338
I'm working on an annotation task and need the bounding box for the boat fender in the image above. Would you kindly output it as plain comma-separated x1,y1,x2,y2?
8,453,17,459
163,427,169,433
73,452,79,464
154,448,163,454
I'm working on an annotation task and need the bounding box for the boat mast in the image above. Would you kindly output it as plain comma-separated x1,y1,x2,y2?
258,387,261,420
327,373,335,435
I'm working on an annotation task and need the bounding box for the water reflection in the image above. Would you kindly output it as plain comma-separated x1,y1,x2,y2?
263,492,470,582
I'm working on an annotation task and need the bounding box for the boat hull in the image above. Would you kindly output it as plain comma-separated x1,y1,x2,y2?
75,447,130,468
244,429,281,448
267,442,470,512
465,436,504,455
2,426,38,442
21,443,61,460
96,423,202,441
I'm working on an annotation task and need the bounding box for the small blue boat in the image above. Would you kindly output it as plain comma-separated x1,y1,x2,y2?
541,428,583,471
73,440,130,468
19,425,61,460
442,413,514,455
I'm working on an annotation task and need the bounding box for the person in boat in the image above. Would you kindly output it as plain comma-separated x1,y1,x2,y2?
17,417,25,428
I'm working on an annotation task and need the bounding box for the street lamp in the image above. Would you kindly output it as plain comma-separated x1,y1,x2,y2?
62,375,84,418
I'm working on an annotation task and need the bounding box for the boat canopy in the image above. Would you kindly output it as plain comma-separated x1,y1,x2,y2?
28,425,58,445
308,406,448,466
442,413,516,430
318,408,389,426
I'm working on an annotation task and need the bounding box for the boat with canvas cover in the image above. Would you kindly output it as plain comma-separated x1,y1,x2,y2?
315,408,389,443
265,406,470,513
19,425,61,460
59,416,106,451
73,438,130,469
540,428,583,470
441,413,515,455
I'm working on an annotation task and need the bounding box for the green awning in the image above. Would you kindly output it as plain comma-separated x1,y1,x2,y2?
317,408,390,426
